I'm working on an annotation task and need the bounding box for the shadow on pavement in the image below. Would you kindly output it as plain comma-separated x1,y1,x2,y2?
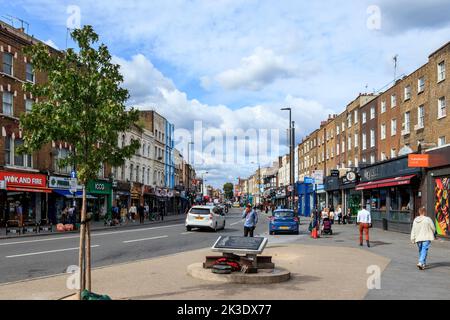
425,262,450,270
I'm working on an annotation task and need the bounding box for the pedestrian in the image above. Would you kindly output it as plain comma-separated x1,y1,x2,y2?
242,204,258,237
129,204,137,222
411,206,436,270
329,206,335,224
336,205,342,225
120,205,128,224
138,204,145,224
321,207,329,220
356,204,372,247
16,202,23,227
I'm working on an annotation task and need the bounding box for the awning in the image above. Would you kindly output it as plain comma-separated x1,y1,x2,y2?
356,175,416,191
8,187,52,193
53,189,97,199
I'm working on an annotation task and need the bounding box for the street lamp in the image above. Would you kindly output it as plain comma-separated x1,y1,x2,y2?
202,171,209,197
281,107,295,209
251,161,261,207
187,141,194,192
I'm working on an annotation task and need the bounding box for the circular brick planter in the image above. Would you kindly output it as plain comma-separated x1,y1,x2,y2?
187,263,291,284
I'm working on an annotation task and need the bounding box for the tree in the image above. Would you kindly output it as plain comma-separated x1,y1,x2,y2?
20,26,140,299
223,182,234,200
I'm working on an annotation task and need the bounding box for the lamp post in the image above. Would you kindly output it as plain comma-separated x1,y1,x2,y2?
281,107,295,209
201,171,209,198
187,141,194,193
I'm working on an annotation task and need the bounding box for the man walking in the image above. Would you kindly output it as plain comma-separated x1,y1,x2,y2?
357,204,371,247
138,204,145,224
411,207,436,270
242,204,258,237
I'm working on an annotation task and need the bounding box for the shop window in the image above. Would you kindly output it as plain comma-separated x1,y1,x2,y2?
380,189,387,210
400,188,411,211
390,188,399,211
4,137,32,168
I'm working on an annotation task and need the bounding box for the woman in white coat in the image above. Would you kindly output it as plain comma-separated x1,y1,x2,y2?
411,207,436,270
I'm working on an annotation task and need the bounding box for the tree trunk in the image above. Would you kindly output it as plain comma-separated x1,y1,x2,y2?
77,186,87,300
86,219,92,291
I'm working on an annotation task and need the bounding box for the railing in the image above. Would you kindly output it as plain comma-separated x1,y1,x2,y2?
370,209,386,221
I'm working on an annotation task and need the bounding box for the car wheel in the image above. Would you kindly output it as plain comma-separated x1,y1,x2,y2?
186,226,192,232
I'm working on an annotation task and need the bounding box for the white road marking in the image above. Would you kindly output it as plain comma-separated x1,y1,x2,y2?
5,245,100,258
180,232,194,235
123,235,168,244
230,221,243,226
0,224,184,247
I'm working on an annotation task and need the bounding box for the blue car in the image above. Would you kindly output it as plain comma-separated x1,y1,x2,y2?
269,209,299,235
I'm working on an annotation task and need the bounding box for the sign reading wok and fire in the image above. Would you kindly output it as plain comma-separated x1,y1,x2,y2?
0,171,51,192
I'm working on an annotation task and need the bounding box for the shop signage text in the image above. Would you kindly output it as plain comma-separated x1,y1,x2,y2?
408,154,430,168
0,171,47,189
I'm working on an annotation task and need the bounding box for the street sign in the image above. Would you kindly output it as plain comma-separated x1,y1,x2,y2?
71,170,77,179
304,177,315,184
312,170,324,185
69,178,78,193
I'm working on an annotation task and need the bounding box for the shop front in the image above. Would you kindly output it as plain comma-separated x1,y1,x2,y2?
0,171,51,227
357,156,421,233
341,171,359,220
324,175,341,210
130,182,143,207
86,180,112,221
114,181,131,210
48,176,84,224
420,146,450,238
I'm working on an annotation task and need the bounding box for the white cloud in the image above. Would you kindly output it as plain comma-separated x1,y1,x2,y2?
205,47,298,91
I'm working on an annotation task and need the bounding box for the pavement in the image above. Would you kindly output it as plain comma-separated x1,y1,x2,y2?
0,209,449,300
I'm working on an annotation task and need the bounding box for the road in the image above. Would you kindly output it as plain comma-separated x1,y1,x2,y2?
0,208,287,284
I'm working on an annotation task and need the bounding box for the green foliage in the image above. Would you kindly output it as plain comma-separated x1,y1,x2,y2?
223,182,234,200
20,26,140,184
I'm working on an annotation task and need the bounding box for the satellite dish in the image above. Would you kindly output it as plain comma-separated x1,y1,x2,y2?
398,145,413,156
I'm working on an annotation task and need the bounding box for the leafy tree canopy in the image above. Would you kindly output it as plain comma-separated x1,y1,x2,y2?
20,26,140,184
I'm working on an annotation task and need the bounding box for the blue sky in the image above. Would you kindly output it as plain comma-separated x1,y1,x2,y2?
2,0,450,187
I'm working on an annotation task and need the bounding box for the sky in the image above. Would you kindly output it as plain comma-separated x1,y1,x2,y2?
2,0,450,188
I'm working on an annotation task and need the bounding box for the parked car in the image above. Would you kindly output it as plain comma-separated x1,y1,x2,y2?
269,209,299,235
186,205,226,232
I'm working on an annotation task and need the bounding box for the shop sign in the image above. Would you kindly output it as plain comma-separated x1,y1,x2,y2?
49,176,83,190
304,177,315,184
87,180,112,195
312,170,324,185
330,170,339,177
0,171,47,189
408,154,430,168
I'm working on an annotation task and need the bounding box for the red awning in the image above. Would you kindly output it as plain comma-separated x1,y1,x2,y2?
356,175,416,191
7,187,53,194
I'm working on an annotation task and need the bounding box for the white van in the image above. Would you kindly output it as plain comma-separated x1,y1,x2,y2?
185,205,226,232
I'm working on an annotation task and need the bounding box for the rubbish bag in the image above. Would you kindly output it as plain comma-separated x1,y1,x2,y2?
81,289,112,300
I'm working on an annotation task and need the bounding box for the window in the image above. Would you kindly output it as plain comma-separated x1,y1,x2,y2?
381,101,386,113
370,106,375,119
403,112,410,134
391,148,396,158
362,133,367,150
54,148,71,174
362,157,366,163
25,99,33,113
370,129,375,148
336,143,340,155
142,167,145,184
354,133,358,148
136,166,140,182
438,136,446,147
418,77,425,93
438,61,446,82
26,63,34,83
381,152,386,161
391,94,397,108
391,119,397,136
336,125,340,135
370,154,375,164
4,137,32,168
342,141,345,153
362,112,367,124
417,105,425,128
354,110,358,124
342,122,345,132
381,124,386,140
129,164,134,181
355,158,359,168
2,92,13,116
348,160,352,167
404,85,411,101
347,114,352,128
121,165,125,180
3,53,13,75
438,97,446,119
348,136,351,151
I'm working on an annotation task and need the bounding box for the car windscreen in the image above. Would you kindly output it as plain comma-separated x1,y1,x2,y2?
190,208,211,215
273,211,295,218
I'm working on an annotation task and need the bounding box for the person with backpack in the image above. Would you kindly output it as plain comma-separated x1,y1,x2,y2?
242,204,258,237
411,206,436,270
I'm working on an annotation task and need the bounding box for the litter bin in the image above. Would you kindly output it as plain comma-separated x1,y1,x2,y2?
382,218,388,231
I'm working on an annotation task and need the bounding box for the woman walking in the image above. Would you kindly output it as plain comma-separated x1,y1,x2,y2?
411,207,436,270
